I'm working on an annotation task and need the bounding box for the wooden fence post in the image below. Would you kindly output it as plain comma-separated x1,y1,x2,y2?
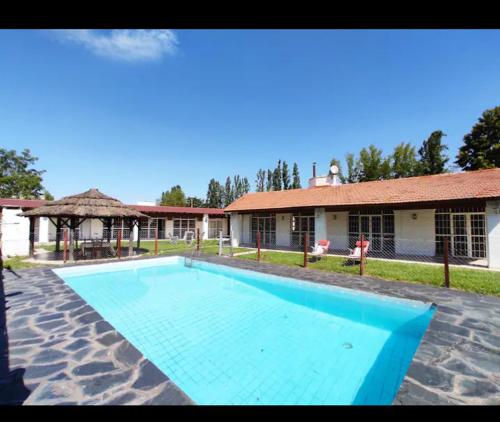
444,237,450,288
359,233,365,276
117,230,122,258
196,228,200,252
303,232,308,268
63,228,68,263
154,227,158,256
257,231,261,262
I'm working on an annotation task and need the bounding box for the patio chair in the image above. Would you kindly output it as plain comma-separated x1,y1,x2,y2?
310,240,330,261
183,231,195,245
165,232,179,244
346,240,370,263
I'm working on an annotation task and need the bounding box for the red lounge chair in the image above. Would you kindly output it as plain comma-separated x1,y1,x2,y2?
310,240,330,260
347,240,370,262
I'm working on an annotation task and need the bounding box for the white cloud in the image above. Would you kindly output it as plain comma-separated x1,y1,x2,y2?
55,29,178,62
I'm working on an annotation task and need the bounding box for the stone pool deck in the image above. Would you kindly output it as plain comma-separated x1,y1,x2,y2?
1,253,499,405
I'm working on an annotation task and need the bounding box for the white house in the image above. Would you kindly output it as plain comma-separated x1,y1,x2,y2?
225,166,500,269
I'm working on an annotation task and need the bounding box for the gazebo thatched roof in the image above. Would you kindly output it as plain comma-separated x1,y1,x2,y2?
19,188,148,219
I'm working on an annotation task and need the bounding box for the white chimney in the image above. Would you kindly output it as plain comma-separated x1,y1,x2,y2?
308,164,342,188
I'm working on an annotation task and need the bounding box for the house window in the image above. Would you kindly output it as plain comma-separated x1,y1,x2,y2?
173,218,196,239
209,220,224,239
348,209,395,253
291,212,315,249
250,213,276,247
435,207,486,259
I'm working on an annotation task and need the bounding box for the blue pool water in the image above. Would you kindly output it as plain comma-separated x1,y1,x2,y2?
54,257,435,405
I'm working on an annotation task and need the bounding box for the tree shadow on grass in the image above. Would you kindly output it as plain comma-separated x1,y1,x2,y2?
0,265,31,405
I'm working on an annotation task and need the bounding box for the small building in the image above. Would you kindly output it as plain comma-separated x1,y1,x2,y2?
225,166,500,269
0,193,227,257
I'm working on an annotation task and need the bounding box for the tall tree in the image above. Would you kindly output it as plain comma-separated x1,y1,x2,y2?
241,177,250,195
0,148,47,199
292,162,301,189
282,161,291,189
160,185,186,206
233,175,242,199
255,169,266,192
266,169,273,191
206,178,223,208
392,142,421,178
329,158,346,183
185,196,205,207
346,153,361,183
358,145,392,181
273,159,282,191
223,176,233,206
418,130,449,175
43,190,54,200
456,106,500,170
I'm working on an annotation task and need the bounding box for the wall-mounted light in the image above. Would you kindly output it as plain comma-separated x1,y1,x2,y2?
412,213,418,220
282,215,285,221
332,214,337,220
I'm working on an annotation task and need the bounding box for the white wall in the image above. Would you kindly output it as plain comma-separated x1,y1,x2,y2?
79,219,104,239
394,209,435,256
314,208,327,242
1,207,30,256
486,200,500,269
230,213,242,247
38,217,50,243
276,213,291,247
202,214,209,240
165,219,174,237
326,211,348,249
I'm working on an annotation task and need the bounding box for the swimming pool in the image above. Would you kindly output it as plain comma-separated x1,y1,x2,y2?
54,256,435,405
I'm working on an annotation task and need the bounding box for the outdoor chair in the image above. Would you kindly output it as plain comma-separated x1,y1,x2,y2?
183,231,195,245
165,233,179,244
346,240,370,263
310,240,330,261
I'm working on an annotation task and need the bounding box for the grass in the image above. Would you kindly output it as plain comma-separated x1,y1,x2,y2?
236,251,500,297
37,240,250,257
2,256,46,271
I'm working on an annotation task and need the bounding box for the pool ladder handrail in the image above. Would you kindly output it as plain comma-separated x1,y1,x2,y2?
184,241,198,268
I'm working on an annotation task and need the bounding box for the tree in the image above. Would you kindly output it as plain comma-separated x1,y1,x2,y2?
346,153,361,183
266,169,273,191
358,145,392,181
292,162,301,189
160,185,186,206
392,142,421,178
241,177,250,195
255,169,266,192
206,178,223,208
273,159,282,191
418,130,449,175
282,161,291,189
43,190,54,201
0,148,47,199
456,106,500,170
233,175,242,199
185,196,205,207
223,176,233,207
329,158,346,183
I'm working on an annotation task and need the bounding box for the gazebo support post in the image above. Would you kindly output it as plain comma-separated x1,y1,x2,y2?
128,219,134,257
107,219,112,243
55,217,61,252
28,217,35,258
69,218,75,261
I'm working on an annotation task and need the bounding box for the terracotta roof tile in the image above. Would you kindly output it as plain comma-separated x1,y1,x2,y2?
225,168,500,212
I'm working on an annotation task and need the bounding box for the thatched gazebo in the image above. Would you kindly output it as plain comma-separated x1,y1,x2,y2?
19,188,148,261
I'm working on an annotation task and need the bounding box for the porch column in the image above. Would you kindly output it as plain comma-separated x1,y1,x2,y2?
230,213,241,247
133,223,139,242
136,219,141,249
128,219,134,256
202,214,209,240
486,200,500,269
314,208,327,242
38,217,49,243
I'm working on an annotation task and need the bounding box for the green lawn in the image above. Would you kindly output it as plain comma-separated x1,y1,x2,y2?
37,240,250,257
237,251,500,297
2,256,46,271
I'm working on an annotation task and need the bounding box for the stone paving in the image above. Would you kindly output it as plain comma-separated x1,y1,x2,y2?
0,267,193,405
1,253,499,405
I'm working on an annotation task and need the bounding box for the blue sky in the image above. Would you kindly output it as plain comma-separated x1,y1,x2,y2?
1,29,500,203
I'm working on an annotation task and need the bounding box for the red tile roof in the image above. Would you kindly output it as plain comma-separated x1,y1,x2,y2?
0,198,48,208
225,168,500,212
0,198,225,216
131,205,225,216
